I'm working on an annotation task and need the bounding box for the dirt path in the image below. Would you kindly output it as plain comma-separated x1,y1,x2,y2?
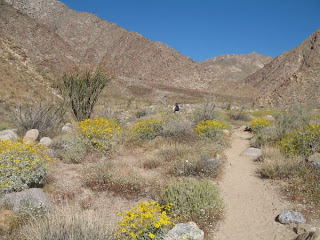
213,128,297,240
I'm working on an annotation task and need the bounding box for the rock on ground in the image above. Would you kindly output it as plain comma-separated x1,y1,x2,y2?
62,123,72,133
39,137,52,147
241,147,262,158
0,129,18,140
0,188,52,213
278,210,306,224
23,129,39,142
163,222,204,240
0,209,15,232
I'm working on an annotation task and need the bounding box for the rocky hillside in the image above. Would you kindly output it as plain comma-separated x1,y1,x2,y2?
199,52,272,82
1,0,271,102
244,29,320,106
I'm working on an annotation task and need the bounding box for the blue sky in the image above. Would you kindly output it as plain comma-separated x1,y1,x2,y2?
59,0,320,62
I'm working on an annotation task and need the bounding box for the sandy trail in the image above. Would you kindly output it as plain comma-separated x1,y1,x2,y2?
213,129,297,240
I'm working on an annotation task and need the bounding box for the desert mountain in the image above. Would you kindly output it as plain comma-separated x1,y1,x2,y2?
199,52,272,82
244,29,320,106
1,0,272,104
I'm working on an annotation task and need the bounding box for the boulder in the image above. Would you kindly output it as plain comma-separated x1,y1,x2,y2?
39,137,52,147
0,209,15,232
0,188,52,213
242,147,262,158
163,222,204,240
239,126,247,131
294,230,320,240
277,210,306,224
23,129,39,142
0,129,18,140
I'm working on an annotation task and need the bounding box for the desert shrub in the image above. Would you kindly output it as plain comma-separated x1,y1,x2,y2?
249,117,270,133
20,204,115,240
0,139,50,194
250,126,278,148
227,108,249,121
135,110,147,118
259,147,320,207
277,124,320,158
57,69,113,121
117,201,174,240
194,120,227,139
161,114,192,138
192,101,217,124
83,161,146,197
14,102,65,137
51,134,92,163
173,156,222,178
275,105,313,139
79,117,121,152
130,118,163,140
161,179,223,231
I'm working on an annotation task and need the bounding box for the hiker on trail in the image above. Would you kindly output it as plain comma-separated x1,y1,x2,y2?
173,103,180,113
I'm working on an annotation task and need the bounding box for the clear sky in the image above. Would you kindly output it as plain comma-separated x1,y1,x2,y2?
59,0,320,62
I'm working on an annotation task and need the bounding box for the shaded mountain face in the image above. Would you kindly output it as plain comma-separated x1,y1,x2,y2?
243,29,320,106
199,52,272,82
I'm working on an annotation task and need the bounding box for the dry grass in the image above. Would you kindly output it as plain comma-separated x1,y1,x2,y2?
259,146,320,207
18,204,115,240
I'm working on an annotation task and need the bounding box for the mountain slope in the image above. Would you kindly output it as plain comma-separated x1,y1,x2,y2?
244,29,320,106
199,52,272,82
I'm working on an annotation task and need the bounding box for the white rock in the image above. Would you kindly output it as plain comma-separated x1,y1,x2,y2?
278,210,306,224
23,129,39,142
164,222,204,240
242,147,262,158
39,137,52,147
0,130,18,140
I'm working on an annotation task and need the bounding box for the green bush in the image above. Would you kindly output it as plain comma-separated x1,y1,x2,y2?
161,114,192,138
194,120,227,139
78,117,121,152
277,124,320,158
248,117,270,133
57,69,113,121
0,140,49,194
51,134,92,164
161,179,223,231
130,118,163,140
192,101,217,124
135,110,147,118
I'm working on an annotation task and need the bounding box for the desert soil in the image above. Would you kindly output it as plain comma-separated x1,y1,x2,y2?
213,128,297,240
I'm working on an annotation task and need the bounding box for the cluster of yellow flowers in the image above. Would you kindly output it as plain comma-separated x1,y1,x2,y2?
249,117,270,133
277,124,320,157
0,139,50,193
130,118,163,140
117,201,174,239
194,120,227,138
79,117,121,151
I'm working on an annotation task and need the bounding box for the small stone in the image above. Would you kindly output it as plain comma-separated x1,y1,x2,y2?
223,129,230,136
0,188,52,213
242,147,262,158
23,129,39,142
163,222,204,240
239,126,247,131
265,115,276,121
0,129,18,140
0,210,15,232
61,124,72,132
278,210,306,224
294,230,320,240
39,137,52,147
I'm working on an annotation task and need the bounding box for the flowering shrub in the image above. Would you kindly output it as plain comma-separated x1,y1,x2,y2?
277,124,320,157
161,179,223,231
194,120,227,139
117,201,174,239
130,118,163,140
0,139,50,194
79,117,121,151
249,117,270,133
